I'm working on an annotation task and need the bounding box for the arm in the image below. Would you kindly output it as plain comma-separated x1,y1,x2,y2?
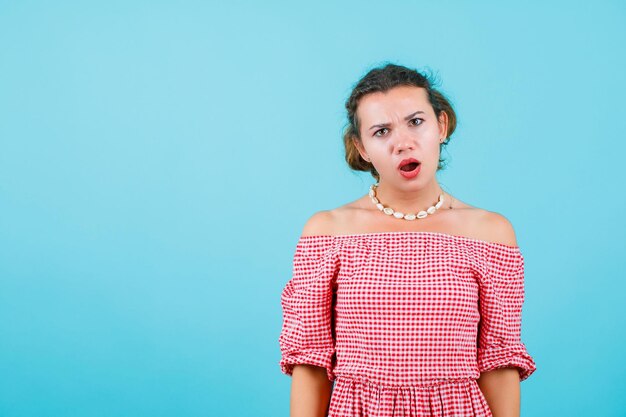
477,367,521,417
281,211,338,417
290,365,334,417
476,212,534,416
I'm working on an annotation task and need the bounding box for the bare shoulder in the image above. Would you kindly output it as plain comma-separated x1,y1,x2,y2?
300,210,337,237
477,210,519,247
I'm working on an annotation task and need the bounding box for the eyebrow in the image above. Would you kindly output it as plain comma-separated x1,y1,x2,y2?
368,110,426,131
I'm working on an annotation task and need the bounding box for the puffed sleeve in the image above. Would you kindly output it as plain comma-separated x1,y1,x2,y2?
278,236,340,381
476,244,537,381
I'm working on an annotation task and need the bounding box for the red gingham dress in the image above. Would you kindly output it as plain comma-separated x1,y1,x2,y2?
278,231,537,417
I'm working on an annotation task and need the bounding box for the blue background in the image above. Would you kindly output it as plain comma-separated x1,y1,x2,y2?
1,1,625,416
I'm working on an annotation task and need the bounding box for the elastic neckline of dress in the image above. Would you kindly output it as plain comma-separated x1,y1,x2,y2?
298,230,521,250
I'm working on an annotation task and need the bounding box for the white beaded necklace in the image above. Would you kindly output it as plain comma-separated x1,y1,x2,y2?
369,182,445,221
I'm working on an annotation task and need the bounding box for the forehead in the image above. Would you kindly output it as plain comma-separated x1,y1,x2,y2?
357,85,431,121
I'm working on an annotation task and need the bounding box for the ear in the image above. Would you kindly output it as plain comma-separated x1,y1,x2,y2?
438,111,449,142
352,137,369,161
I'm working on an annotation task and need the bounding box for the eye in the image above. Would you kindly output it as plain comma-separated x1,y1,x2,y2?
410,118,424,126
373,128,389,137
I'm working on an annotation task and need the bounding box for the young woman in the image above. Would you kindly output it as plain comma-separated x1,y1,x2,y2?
278,63,537,417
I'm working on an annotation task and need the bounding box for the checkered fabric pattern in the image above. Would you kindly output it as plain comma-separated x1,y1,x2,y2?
278,231,536,416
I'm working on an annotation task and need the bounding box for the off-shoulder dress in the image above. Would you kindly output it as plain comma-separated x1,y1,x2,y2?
278,231,537,417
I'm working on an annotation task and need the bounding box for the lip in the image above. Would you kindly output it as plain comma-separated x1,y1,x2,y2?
399,163,421,179
397,157,421,170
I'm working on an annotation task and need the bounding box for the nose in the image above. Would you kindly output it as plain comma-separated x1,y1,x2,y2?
392,131,416,154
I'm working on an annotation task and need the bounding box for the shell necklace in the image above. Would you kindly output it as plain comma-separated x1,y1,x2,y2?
369,182,445,221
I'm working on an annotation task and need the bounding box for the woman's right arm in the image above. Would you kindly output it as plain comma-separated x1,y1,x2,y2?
290,365,333,417
281,212,338,417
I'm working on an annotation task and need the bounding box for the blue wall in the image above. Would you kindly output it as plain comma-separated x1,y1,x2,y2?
1,1,624,416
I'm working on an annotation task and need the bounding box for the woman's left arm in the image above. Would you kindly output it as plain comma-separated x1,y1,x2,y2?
477,367,521,417
475,213,537,417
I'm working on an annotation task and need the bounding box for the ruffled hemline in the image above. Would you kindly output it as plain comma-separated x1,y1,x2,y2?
279,349,336,381
328,376,492,417
477,343,537,381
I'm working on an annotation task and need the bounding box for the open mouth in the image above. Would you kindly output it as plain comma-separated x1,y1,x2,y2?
400,162,420,172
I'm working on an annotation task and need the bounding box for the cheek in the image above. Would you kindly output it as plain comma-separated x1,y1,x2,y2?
422,136,442,163
425,134,441,151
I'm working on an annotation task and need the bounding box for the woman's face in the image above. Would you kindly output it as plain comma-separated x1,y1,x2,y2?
353,85,448,186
